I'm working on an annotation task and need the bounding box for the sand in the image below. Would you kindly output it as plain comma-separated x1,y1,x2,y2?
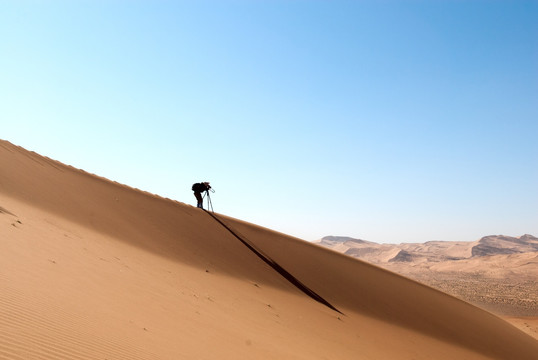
1,139,537,359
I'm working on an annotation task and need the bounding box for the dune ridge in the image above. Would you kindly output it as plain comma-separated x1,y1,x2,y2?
1,139,537,359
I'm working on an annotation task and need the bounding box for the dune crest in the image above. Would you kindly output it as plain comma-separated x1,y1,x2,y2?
1,139,537,359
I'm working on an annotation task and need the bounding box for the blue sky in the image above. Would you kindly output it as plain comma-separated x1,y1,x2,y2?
1,1,537,243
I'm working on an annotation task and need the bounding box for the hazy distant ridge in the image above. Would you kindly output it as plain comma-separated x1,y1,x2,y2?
471,234,538,257
318,234,538,264
317,234,538,317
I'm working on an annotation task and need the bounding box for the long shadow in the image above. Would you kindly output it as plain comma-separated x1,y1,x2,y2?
204,210,342,314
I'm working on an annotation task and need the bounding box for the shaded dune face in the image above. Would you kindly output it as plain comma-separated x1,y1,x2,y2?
1,139,537,360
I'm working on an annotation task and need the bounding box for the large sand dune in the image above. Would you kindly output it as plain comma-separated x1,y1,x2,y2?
1,139,537,359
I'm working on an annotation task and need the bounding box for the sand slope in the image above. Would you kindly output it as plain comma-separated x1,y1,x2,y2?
1,139,537,359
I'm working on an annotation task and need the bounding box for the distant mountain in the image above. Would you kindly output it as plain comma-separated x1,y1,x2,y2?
317,234,538,264
471,234,538,257
316,234,538,317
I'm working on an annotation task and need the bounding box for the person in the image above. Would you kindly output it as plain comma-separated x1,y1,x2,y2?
192,182,211,209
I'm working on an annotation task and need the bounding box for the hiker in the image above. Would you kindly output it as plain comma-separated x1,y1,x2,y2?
192,182,211,209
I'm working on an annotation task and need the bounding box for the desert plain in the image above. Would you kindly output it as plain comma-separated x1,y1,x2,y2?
1,139,537,359
317,235,538,341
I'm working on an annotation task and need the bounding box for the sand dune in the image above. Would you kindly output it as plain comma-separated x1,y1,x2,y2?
1,139,537,359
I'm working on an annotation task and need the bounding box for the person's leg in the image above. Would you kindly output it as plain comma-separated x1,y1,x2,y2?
194,192,203,208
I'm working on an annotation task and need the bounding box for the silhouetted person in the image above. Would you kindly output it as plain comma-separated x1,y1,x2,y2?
192,182,211,209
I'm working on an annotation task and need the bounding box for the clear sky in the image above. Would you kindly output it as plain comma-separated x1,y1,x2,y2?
1,1,537,243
